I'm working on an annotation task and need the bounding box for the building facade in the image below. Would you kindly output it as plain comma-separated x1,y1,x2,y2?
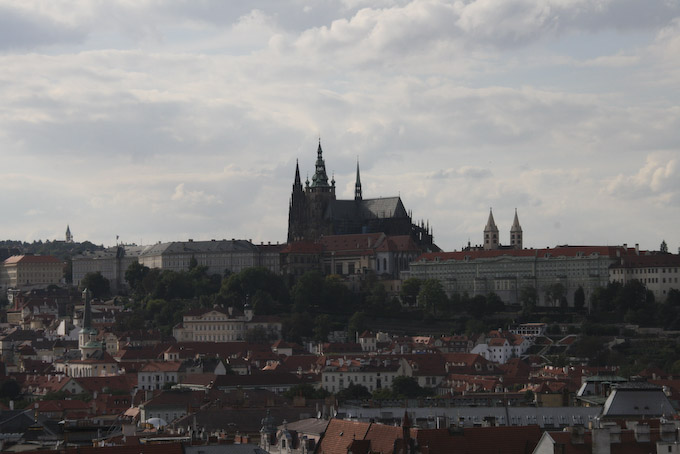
72,245,145,292
138,239,281,276
609,250,680,301
409,246,632,306
172,307,282,342
0,255,63,290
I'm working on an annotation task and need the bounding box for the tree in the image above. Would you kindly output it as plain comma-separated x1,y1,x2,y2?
660,240,668,253
321,275,353,314
313,314,332,342
125,262,149,293
220,267,290,310
80,271,110,299
401,278,422,307
245,325,273,343
0,379,21,399
188,255,198,270
520,285,538,315
336,383,372,402
574,286,585,311
391,376,432,398
365,282,388,316
291,271,324,313
418,279,447,316
544,283,566,307
348,311,367,341
486,292,505,313
284,384,330,400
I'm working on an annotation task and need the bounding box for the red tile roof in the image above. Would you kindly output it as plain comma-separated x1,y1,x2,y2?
416,245,630,262
3,255,62,265
318,419,542,454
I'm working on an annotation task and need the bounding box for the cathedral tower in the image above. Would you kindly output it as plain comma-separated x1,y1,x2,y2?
287,160,307,242
484,208,499,250
510,209,523,249
354,160,362,201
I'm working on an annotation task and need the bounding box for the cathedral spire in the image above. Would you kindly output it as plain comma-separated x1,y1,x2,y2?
293,160,302,191
355,159,362,201
311,140,330,188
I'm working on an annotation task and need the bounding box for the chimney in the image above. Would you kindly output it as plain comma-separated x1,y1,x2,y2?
635,243,639,255
633,422,650,442
661,422,678,442
569,425,585,444
591,427,611,454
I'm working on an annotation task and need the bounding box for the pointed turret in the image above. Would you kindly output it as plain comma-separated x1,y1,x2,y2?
484,208,499,250
293,160,302,191
79,288,101,359
311,140,330,188
355,159,362,201
510,208,523,249
82,288,92,331
65,225,73,243
287,160,307,242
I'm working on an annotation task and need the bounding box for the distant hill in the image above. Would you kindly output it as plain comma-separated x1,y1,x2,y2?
0,240,104,262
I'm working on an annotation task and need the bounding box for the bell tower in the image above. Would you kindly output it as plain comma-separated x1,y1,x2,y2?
510,209,523,249
484,208,499,250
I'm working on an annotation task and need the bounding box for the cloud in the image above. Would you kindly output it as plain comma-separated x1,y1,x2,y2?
0,4,85,51
171,183,220,205
429,167,493,180
606,152,680,202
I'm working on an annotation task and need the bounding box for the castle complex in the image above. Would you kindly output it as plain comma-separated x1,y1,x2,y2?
287,141,437,252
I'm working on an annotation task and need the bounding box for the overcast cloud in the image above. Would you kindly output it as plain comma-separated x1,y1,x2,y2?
1,0,679,253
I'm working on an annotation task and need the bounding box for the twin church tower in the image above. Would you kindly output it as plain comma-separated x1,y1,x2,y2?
483,208,523,250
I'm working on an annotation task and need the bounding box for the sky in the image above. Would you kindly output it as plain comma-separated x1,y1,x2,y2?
1,0,679,253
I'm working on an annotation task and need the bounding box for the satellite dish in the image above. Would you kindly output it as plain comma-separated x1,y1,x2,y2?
145,417,167,429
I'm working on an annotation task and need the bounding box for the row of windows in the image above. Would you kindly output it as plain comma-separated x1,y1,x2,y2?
613,267,679,274
193,324,243,331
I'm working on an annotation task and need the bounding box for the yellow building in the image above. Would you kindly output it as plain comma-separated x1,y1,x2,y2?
1,255,63,289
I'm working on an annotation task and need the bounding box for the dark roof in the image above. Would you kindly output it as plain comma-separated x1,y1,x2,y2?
140,239,258,257
214,371,314,388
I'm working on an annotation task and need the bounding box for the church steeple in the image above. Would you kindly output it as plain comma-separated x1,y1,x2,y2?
65,225,73,243
484,208,499,250
288,160,307,243
510,208,523,249
354,159,362,201
293,160,303,192
311,140,330,188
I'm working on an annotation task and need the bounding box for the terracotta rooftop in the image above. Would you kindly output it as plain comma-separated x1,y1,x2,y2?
3,254,62,265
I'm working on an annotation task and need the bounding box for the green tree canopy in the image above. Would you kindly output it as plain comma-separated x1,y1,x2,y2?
80,271,110,299
401,278,422,307
418,279,447,316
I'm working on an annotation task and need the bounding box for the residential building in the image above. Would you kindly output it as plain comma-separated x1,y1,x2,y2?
470,330,532,365
320,357,405,393
172,307,282,342
138,361,182,391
